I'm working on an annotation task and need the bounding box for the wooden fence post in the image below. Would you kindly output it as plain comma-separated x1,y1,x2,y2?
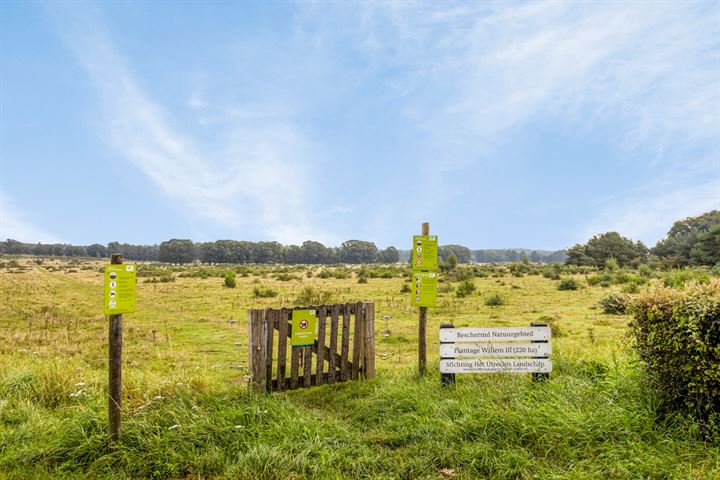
362,302,376,379
418,222,429,376
248,309,267,392
108,253,123,443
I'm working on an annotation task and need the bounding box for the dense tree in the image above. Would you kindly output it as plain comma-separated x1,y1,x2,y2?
85,244,107,258
254,241,284,263
338,240,379,263
378,246,399,264
566,232,647,267
690,224,720,266
283,245,304,264
300,241,335,264
158,239,196,264
439,245,472,263
653,210,720,266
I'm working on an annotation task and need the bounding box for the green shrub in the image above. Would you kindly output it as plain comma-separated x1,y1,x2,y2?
621,282,640,294
604,258,619,272
587,272,613,286
274,273,299,281
253,287,278,298
557,278,580,291
663,268,710,288
629,281,720,439
598,292,628,314
357,276,368,284
295,286,333,306
223,271,236,288
484,293,505,306
455,280,476,298
639,264,654,278
144,273,175,284
400,283,411,293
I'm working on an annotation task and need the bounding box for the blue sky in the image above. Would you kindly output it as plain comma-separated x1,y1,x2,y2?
1,1,718,250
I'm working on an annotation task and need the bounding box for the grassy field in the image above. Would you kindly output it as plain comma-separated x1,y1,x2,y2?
1,257,718,479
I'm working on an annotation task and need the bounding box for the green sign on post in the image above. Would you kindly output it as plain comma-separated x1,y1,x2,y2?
104,264,137,315
411,271,438,307
291,309,317,346
412,235,438,271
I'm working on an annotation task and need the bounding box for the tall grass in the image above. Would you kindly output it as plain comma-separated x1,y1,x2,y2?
1,360,717,479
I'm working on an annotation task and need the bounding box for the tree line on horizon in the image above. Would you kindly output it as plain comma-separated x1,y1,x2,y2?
0,237,566,265
565,210,719,268
1,210,716,266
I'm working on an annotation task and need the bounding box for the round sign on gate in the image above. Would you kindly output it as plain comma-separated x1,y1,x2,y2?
299,320,308,329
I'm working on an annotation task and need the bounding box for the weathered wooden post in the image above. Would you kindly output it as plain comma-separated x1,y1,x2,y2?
108,253,123,443
362,302,376,379
439,323,456,386
418,222,429,376
248,309,267,392
531,321,550,383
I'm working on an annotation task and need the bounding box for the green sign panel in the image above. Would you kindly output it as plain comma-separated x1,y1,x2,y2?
411,271,437,307
291,309,317,346
412,235,438,271
104,264,137,315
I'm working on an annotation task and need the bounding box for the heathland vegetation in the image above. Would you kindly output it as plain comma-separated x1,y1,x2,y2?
0,210,719,478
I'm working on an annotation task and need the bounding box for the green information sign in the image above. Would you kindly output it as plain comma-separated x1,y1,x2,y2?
291,309,317,346
411,271,438,308
412,235,438,271
104,264,137,315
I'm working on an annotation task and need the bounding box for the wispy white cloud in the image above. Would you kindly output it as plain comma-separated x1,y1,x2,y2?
340,1,718,157
0,193,61,243
52,5,333,245
305,1,719,243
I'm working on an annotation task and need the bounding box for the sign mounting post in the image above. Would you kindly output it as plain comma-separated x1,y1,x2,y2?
418,222,429,376
104,253,136,444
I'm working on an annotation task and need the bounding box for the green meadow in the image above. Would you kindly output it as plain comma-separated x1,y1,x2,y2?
1,257,718,479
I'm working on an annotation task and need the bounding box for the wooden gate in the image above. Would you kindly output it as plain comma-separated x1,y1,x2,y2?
247,302,375,392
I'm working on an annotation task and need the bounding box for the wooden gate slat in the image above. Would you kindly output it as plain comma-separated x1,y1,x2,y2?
289,310,300,390
341,303,351,381
352,302,363,380
328,305,339,384
316,307,327,386
276,308,288,391
280,318,351,376
303,346,312,388
264,309,275,392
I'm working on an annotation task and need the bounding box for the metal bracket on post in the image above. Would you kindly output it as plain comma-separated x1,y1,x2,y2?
531,322,550,383
440,323,456,387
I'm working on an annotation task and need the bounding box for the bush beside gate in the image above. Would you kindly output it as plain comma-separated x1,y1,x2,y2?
630,280,720,438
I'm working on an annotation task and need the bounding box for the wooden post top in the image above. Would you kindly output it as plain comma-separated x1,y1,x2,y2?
111,253,123,265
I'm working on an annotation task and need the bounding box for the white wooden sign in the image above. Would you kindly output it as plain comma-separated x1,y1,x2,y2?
440,342,551,358
439,326,550,343
440,358,552,374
